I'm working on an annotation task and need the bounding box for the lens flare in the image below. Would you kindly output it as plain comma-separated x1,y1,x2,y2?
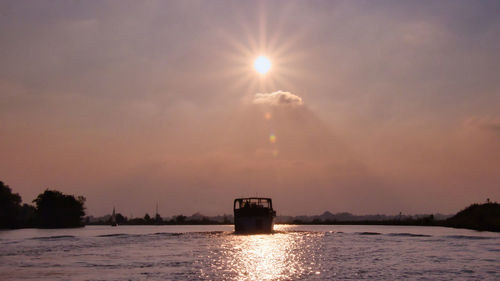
269,134,276,144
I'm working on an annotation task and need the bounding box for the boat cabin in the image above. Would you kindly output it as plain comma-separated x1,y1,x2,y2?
234,197,273,210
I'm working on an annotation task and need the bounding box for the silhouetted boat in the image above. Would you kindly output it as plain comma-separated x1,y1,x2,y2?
111,207,117,227
234,198,276,233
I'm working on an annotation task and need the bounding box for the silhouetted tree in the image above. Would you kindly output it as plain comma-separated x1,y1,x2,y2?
0,182,21,227
155,213,163,224
446,202,500,232
175,215,186,224
116,213,127,224
144,213,151,223
18,203,37,228
33,189,86,228
0,181,22,228
0,181,39,228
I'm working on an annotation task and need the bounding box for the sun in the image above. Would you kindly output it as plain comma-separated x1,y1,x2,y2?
254,56,271,74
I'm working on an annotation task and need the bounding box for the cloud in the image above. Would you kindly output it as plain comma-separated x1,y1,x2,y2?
464,117,500,134
252,91,304,106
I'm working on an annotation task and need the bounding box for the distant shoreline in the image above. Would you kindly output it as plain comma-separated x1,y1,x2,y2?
3,220,498,233
83,202,499,233
84,219,498,233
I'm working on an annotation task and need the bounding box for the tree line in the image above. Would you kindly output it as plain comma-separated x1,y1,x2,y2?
88,213,232,225
2,179,498,232
0,181,85,229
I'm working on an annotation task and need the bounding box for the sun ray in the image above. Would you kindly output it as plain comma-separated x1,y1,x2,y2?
213,2,308,97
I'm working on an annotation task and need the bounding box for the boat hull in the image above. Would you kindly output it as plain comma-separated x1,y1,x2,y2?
234,215,274,233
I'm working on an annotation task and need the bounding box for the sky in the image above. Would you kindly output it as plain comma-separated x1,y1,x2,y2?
1,0,499,217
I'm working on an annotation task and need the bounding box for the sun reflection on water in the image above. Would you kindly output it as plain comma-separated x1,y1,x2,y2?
206,225,323,280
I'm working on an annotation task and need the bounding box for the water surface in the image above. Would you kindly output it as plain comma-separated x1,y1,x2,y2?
1,225,498,280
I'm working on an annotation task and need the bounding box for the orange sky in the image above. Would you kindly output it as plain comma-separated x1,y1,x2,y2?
1,1,499,216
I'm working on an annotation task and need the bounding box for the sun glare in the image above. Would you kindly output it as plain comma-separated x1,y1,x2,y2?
254,56,271,74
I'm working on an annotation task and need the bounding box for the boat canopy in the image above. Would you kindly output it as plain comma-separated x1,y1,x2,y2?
234,198,273,210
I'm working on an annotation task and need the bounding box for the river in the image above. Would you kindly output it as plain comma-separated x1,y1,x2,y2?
0,225,498,280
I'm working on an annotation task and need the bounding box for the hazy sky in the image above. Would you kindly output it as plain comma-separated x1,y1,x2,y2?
1,0,499,216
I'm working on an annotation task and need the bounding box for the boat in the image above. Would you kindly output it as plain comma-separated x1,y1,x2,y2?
111,207,117,227
233,197,276,233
